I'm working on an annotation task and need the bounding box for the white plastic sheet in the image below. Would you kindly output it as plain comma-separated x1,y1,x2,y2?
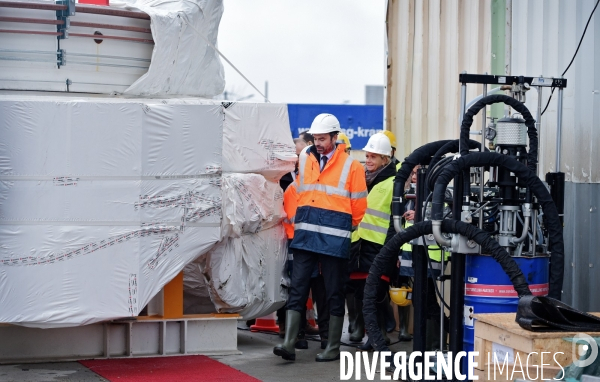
119,0,226,97
220,173,286,239
222,102,296,182
185,225,287,320
0,94,292,327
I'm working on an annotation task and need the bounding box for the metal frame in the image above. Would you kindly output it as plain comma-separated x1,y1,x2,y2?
0,314,240,363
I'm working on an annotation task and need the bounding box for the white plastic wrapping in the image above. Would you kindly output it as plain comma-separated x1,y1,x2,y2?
184,225,287,320
0,94,292,327
120,0,226,97
222,102,296,182
0,95,225,327
220,173,285,239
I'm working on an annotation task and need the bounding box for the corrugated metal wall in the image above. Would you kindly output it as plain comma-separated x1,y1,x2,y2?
511,0,600,311
385,0,491,161
512,0,600,183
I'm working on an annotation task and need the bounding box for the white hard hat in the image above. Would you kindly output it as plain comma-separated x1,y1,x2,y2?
307,113,341,134
362,133,392,156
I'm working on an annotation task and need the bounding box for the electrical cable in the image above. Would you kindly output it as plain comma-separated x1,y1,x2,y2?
541,0,600,115
422,235,451,311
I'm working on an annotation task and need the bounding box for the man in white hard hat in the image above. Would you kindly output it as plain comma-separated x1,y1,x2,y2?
274,113,368,362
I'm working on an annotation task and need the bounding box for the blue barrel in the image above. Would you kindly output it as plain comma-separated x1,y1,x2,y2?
463,255,549,355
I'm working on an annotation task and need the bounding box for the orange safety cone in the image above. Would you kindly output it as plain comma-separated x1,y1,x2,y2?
250,311,279,333
306,296,319,333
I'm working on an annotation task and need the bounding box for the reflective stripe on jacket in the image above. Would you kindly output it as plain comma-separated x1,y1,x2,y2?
358,176,393,245
282,182,297,239
289,145,367,259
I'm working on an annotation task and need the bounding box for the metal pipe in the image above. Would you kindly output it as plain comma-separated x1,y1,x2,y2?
68,61,149,69
555,85,564,171
0,29,61,36
449,172,465,380
68,52,150,62
511,216,530,244
479,83,487,230
531,209,537,255
0,56,59,63
0,16,63,25
0,29,153,43
75,5,150,20
458,71,468,155
432,220,451,247
393,216,403,233
0,2,150,20
0,1,66,11
439,252,445,351
0,48,56,54
70,21,151,34
69,33,153,44
0,17,152,33
536,84,543,177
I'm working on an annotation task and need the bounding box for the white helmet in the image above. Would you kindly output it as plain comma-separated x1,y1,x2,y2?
362,133,392,156
307,113,341,134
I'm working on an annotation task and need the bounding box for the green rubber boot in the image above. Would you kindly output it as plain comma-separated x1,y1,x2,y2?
315,315,344,362
273,310,301,361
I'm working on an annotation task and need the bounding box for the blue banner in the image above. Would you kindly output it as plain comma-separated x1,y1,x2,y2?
287,104,384,150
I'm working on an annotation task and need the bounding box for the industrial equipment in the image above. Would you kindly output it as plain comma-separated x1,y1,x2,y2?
363,73,567,381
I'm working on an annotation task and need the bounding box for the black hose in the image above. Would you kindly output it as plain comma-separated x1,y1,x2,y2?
430,152,564,300
459,94,538,172
391,140,453,226
363,219,532,352
429,139,487,175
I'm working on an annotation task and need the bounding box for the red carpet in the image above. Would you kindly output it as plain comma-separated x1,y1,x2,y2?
79,355,260,382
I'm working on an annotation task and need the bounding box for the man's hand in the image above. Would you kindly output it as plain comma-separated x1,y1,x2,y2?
403,210,415,221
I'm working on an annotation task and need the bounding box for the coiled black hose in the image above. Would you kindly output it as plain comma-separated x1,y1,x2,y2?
391,140,453,226
430,152,564,300
459,94,538,172
363,219,533,352
429,138,487,176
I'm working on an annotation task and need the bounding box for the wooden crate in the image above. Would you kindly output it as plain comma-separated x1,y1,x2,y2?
473,313,600,382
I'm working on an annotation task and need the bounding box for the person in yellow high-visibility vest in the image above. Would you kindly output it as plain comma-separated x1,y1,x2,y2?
398,165,450,349
346,133,397,350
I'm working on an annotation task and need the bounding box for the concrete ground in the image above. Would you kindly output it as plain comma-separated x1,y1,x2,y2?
0,318,412,382
215,322,413,381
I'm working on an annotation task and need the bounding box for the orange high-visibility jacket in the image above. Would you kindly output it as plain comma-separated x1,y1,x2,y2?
287,145,367,259
282,181,297,239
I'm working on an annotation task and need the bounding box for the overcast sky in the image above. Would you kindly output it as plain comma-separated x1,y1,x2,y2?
217,0,386,105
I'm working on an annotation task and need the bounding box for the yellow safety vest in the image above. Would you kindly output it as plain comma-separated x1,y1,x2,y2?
357,176,394,245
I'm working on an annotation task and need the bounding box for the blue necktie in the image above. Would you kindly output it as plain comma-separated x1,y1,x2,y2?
321,156,328,171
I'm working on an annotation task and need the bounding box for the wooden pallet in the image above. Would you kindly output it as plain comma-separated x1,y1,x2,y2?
473,312,600,382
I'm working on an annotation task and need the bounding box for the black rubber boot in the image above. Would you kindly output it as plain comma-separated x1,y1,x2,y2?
397,305,413,342
425,318,441,351
273,310,301,361
378,306,391,345
315,315,344,362
358,337,373,351
346,293,356,334
349,298,364,342
320,334,328,349
295,329,308,349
